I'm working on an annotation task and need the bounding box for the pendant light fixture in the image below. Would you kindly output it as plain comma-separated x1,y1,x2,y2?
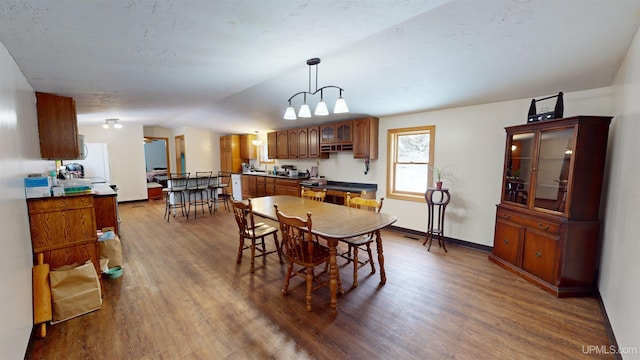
283,58,348,120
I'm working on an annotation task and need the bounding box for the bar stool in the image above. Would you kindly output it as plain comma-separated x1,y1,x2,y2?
163,172,189,222
187,171,212,218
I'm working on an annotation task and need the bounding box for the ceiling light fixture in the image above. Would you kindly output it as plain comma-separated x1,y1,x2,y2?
103,118,122,129
251,131,263,146
283,57,348,120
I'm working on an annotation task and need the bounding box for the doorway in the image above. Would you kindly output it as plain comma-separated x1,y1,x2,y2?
143,136,171,173
175,135,186,173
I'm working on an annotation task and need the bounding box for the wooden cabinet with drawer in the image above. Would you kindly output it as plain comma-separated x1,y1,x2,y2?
27,194,101,281
490,205,599,296
275,178,300,197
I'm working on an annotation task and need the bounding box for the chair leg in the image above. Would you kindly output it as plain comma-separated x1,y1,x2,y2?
236,237,244,264
282,264,293,295
305,267,313,312
352,245,359,288
273,233,284,264
365,243,376,274
250,238,256,273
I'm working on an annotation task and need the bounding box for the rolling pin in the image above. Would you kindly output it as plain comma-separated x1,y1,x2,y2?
32,253,52,338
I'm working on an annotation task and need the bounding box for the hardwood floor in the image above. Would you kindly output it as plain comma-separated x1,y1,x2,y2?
26,200,615,359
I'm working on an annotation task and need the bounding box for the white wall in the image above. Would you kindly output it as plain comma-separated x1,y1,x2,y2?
173,126,220,174
281,88,612,246
0,42,51,359
600,26,640,357
79,124,147,201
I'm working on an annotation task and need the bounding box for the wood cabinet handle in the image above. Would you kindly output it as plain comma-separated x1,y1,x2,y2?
503,214,512,220
535,251,542,258
503,239,509,245
537,223,550,230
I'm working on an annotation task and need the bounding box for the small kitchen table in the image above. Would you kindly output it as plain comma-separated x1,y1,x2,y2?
248,195,397,315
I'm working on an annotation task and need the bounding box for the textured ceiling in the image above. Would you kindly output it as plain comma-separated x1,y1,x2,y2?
1,0,639,135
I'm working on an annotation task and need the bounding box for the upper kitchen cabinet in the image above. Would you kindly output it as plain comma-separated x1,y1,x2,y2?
220,135,242,173
288,129,300,158
36,92,80,159
307,127,328,159
276,130,289,159
320,121,353,153
353,117,379,159
239,134,257,160
267,132,277,159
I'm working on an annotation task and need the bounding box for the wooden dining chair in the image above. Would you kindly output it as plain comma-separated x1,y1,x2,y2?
339,192,384,287
231,198,283,273
300,187,327,202
275,204,342,312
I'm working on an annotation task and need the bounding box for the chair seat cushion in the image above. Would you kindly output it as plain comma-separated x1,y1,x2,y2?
244,223,277,237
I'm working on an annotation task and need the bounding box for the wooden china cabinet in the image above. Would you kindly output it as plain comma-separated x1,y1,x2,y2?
489,116,612,297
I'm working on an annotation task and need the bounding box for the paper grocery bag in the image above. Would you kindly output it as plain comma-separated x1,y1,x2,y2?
98,235,122,269
49,260,102,324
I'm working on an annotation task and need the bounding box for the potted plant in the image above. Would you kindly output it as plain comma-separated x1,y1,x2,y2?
431,165,455,190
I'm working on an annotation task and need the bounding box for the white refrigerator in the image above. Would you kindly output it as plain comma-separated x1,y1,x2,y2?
231,174,242,200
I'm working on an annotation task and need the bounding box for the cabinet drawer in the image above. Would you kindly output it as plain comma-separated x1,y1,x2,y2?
493,220,521,265
522,232,558,284
496,209,560,235
28,195,93,214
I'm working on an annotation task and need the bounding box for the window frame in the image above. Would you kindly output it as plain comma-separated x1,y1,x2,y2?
386,125,436,202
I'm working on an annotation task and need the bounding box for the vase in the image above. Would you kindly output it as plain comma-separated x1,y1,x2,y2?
436,181,443,190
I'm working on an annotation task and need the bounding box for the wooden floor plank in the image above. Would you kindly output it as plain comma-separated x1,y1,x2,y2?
26,200,614,359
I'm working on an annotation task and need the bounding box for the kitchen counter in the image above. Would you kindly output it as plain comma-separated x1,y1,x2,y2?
301,180,377,194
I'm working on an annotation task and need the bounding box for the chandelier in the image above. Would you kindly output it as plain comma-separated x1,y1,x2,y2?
102,118,122,129
283,58,349,120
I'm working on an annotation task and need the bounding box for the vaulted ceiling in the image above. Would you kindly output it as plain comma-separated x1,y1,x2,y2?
1,0,639,135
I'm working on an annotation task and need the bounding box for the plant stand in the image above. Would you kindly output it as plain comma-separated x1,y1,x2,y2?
423,188,451,252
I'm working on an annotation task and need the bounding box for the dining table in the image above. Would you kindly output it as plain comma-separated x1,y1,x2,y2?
248,195,398,315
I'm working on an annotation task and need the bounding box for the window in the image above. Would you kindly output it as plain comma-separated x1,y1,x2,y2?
387,125,435,201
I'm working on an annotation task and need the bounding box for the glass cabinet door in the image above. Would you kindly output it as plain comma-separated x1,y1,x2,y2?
533,127,574,213
504,132,535,205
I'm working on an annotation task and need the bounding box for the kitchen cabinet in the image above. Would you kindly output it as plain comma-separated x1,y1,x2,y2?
307,126,328,159
239,134,257,160
255,176,276,197
241,175,257,199
94,194,118,234
220,135,242,173
276,131,289,159
267,132,277,160
296,128,310,158
275,178,300,197
489,116,612,297
27,194,101,283
353,117,379,159
36,92,80,159
288,129,299,158
320,121,353,153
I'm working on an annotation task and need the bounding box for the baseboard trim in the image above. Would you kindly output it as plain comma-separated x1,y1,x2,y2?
387,225,492,252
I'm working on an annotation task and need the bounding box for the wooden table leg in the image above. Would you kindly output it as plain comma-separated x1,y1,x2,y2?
327,238,339,316
375,230,386,285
